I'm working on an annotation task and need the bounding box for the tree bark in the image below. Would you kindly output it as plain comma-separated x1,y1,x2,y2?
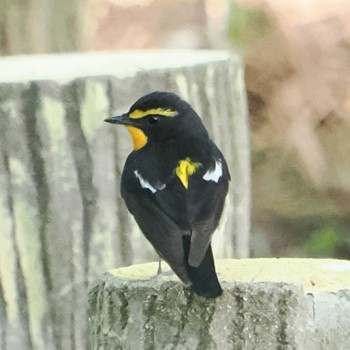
0,0,84,55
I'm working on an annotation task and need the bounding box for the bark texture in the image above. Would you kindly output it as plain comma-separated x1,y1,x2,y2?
89,259,350,350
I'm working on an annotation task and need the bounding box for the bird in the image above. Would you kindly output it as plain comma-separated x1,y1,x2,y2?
105,91,230,298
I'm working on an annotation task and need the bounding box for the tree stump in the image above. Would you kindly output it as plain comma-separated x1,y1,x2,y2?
0,50,249,350
89,259,350,350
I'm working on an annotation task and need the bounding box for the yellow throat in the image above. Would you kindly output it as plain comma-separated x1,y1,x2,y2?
126,126,148,150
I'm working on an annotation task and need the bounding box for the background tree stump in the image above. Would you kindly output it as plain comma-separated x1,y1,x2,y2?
0,50,249,350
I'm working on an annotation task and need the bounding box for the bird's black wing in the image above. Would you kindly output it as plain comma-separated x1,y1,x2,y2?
185,154,230,267
121,167,192,285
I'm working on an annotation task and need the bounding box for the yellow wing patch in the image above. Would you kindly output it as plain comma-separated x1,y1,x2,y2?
129,108,178,119
126,126,148,150
175,158,202,189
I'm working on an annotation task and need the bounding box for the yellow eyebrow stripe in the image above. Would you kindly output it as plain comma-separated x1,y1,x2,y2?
175,158,202,189
129,108,178,119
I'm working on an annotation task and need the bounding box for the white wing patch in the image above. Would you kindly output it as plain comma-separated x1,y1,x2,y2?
203,159,223,183
134,170,165,193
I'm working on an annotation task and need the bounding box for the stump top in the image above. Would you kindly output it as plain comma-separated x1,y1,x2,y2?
109,258,350,293
0,50,234,83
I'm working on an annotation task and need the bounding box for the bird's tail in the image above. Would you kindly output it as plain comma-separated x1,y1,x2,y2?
184,238,222,298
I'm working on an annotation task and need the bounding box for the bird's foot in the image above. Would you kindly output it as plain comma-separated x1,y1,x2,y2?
151,258,173,279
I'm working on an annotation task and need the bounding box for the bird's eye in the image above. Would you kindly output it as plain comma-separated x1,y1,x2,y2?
148,116,159,125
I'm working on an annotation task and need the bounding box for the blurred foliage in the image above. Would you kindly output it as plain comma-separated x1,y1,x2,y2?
227,1,350,261
227,1,272,48
303,223,350,259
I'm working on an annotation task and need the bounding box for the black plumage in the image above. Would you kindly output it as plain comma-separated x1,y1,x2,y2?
105,92,230,298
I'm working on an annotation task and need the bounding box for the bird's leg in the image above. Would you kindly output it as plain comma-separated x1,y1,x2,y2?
157,257,162,275
149,257,163,280
151,256,173,278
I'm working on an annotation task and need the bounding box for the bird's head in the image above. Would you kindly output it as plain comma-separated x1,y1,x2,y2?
105,91,208,150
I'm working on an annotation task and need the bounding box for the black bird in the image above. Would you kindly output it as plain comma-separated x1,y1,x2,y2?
105,92,230,298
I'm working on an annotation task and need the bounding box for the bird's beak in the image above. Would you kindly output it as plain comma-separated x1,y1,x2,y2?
104,113,134,126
